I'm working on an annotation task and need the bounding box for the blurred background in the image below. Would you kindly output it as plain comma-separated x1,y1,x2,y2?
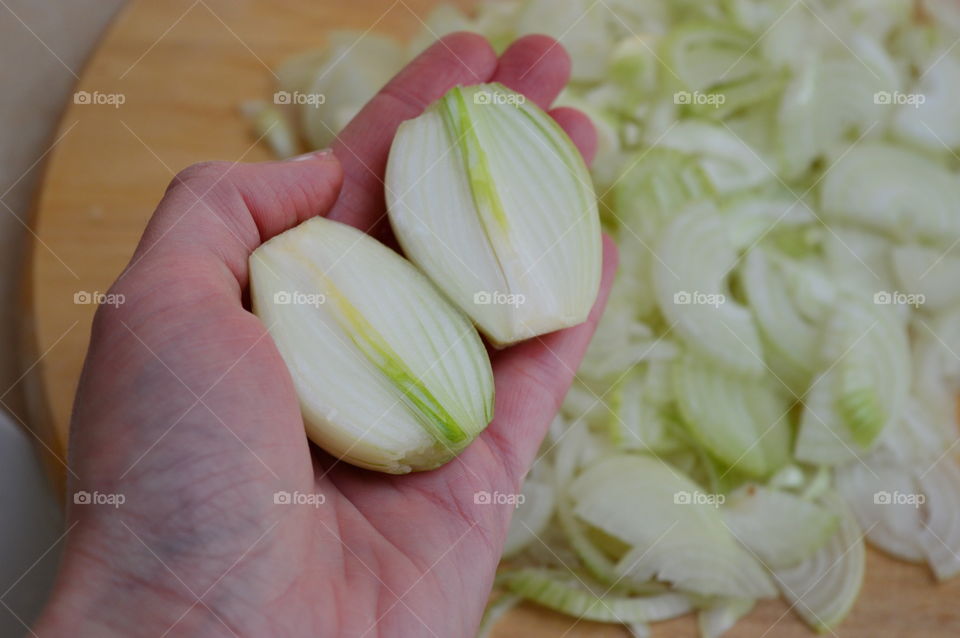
1,2,124,634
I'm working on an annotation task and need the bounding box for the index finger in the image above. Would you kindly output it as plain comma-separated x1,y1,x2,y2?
326,32,497,234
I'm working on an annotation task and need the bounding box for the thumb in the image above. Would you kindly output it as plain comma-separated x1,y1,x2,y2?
124,151,343,295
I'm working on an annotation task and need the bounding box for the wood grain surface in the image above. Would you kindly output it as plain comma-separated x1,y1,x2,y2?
22,0,960,635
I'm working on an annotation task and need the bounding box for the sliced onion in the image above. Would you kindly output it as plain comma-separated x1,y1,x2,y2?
835,459,926,562
697,597,755,638
497,568,692,623
917,456,960,580
772,492,865,632
673,352,791,477
570,454,777,598
654,203,764,374
722,485,840,569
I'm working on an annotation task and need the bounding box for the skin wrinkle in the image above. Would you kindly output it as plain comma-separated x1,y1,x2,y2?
239,188,266,245
101,271,164,321
208,191,256,255
380,33,497,108
252,520,329,635
168,167,250,248
167,602,239,638
411,480,488,549
153,160,344,288
494,35,572,108
327,33,497,228
124,495,258,568
326,472,429,576
245,161,343,244
207,186,279,282
494,357,566,458
474,428,527,494
264,572,322,638
379,81,446,116
194,546,292,638
250,175,301,243
322,503,384,637
93,505,288,636
106,255,231,325
127,452,244,513
106,303,251,381
61,527,216,635
503,357,565,418
98,420,234,487
323,475,484,638
275,174,325,234
365,541,397,637
330,87,439,233
322,506,350,638
113,398,273,494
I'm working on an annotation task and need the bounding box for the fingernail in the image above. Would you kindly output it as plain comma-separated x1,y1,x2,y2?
287,149,333,162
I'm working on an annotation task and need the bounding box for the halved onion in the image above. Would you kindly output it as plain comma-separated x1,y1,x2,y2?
386,82,602,346
250,216,493,473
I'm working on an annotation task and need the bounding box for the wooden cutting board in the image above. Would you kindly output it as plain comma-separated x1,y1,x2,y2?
22,0,960,635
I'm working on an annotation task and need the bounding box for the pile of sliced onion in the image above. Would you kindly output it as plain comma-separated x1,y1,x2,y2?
251,0,960,635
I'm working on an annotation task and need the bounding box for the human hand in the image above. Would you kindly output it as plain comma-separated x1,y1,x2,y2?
35,33,616,638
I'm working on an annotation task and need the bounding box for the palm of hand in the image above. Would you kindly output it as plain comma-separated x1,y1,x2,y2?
38,33,614,638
